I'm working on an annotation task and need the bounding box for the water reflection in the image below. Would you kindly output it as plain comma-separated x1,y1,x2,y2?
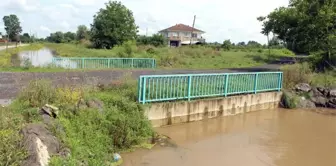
122,109,336,166
16,48,78,68
17,48,55,67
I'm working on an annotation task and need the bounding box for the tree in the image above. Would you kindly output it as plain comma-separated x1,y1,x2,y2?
20,33,31,43
76,25,89,41
247,41,262,48
137,34,167,47
46,32,64,43
64,32,76,42
221,39,232,50
258,0,336,69
3,14,22,41
237,42,246,46
90,1,138,48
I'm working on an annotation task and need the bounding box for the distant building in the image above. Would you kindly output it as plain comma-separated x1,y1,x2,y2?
159,24,205,47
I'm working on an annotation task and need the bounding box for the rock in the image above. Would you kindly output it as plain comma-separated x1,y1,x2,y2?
41,104,59,118
21,124,61,166
311,96,328,107
329,89,336,98
311,87,324,97
327,102,336,108
297,98,316,109
317,87,329,96
329,98,336,105
295,83,311,92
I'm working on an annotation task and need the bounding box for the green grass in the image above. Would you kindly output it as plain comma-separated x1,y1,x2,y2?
0,78,154,166
1,42,296,72
45,43,295,69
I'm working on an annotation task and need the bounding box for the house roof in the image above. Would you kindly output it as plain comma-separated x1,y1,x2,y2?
159,24,205,33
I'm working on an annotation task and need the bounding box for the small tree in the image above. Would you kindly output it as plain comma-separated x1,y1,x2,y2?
222,39,232,50
90,1,138,49
76,25,89,41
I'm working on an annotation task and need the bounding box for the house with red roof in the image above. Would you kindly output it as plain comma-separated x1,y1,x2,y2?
159,24,205,47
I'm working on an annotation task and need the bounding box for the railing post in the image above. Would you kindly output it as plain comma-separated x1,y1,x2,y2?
142,77,147,104
254,73,259,94
152,59,155,68
224,74,229,97
187,75,192,101
278,72,282,91
108,58,110,68
131,58,134,68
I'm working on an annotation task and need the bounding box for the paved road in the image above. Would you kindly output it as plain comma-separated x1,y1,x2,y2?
0,64,281,100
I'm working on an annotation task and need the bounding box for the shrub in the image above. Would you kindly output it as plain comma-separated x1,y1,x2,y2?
281,63,312,89
18,79,57,107
0,108,27,166
281,91,297,109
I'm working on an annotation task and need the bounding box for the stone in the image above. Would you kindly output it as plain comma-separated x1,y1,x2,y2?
327,102,336,108
295,83,311,92
311,96,328,106
329,89,336,98
41,104,59,118
297,98,316,109
317,87,329,96
329,98,336,105
311,87,324,97
21,124,61,166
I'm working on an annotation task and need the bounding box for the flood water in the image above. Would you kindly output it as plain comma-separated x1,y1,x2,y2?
15,48,78,68
16,48,56,67
122,109,336,166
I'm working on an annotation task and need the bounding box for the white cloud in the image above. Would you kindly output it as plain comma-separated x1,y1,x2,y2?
2,0,40,12
60,21,70,29
39,26,51,32
73,0,98,6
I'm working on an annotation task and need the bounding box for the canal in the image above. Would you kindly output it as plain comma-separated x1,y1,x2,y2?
122,109,336,166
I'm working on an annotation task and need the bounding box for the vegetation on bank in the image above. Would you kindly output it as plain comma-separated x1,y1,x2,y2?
45,42,295,69
0,76,154,166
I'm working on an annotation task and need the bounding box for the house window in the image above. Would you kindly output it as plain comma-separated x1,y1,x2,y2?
192,33,197,38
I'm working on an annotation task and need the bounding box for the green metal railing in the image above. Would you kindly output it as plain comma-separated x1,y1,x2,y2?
51,57,156,69
138,72,282,104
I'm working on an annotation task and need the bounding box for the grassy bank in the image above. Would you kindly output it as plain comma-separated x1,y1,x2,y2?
45,43,295,69
1,42,295,72
281,63,336,88
0,77,154,166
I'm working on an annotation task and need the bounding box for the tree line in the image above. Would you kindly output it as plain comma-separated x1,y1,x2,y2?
258,0,335,70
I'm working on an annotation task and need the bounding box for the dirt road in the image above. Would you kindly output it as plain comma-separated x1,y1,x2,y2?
0,64,280,100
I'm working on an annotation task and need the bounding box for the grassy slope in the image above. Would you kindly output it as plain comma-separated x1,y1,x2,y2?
45,43,295,69
1,78,153,166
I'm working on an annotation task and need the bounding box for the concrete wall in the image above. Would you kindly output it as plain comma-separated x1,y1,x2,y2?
144,92,282,127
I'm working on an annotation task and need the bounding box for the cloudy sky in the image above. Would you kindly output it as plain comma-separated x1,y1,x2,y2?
0,0,289,43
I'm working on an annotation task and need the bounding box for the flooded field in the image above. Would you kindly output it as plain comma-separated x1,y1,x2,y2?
15,48,56,67
122,109,336,166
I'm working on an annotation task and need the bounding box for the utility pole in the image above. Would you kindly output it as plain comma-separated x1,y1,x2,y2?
190,15,196,45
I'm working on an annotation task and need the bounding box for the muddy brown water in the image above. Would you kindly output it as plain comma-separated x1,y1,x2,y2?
122,109,336,166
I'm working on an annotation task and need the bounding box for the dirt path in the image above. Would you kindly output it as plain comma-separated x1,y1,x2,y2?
0,64,280,100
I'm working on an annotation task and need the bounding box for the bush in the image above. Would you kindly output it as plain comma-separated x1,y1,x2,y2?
50,78,153,165
281,91,297,109
281,63,312,89
18,79,57,107
0,108,27,166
